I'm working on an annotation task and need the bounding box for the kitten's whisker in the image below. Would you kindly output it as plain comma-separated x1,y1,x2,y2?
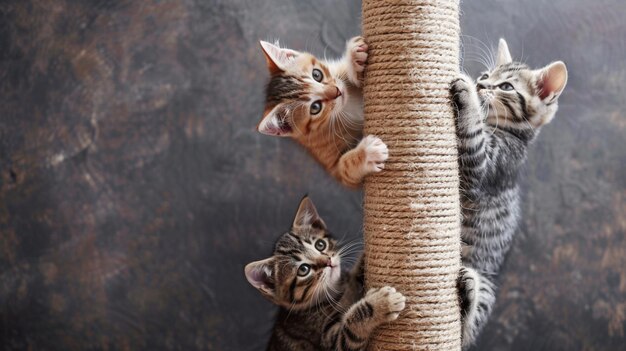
324,285,344,313
463,53,492,71
518,107,536,133
336,243,363,256
334,118,352,146
339,252,358,260
285,300,297,321
338,247,361,256
284,101,307,136
337,238,363,249
337,247,362,256
461,34,496,70
332,110,359,148
326,290,342,309
327,112,347,155
338,236,363,245
337,110,361,129
334,231,352,247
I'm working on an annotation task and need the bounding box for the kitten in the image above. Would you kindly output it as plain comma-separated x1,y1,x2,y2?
451,39,568,348
257,38,388,188
244,196,406,351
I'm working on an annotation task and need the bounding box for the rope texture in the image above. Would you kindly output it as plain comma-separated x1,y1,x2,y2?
362,1,462,350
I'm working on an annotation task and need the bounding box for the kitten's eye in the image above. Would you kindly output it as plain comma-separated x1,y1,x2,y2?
479,74,489,80
498,82,514,91
312,68,323,82
297,264,311,277
314,239,327,252
310,101,322,115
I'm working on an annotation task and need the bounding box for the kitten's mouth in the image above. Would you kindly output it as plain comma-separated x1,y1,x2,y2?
325,257,341,281
332,82,346,103
332,91,345,112
478,90,495,102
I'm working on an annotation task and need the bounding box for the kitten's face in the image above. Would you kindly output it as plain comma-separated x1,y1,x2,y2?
257,41,347,138
245,197,343,309
475,39,567,129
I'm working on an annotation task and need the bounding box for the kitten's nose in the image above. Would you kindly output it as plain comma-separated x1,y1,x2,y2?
318,256,333,268
323,86,342,100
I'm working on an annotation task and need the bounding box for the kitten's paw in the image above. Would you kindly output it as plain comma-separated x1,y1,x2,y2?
366,286,406,322
450,74,475,108
346,36,368,86
359,135,388,173
450,75,482,129
348,36,368,73
458,267,496,349
458,266,479,314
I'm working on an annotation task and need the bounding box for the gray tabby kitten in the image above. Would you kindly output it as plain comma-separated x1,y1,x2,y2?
452,39,568,348
245,196,406,351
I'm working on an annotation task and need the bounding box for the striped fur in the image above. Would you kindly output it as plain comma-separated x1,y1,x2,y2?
245,197,406,350
257,38,388,188
451,39,568,348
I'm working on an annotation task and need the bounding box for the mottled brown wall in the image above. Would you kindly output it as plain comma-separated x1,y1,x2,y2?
0,0,624,350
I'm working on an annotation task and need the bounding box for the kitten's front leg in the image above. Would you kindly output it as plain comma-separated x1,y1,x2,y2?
450,75,488,189
335,135,388,188
322,286,406,351
344,36,368,87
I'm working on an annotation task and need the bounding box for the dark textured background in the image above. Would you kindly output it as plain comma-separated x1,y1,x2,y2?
0,0,624,350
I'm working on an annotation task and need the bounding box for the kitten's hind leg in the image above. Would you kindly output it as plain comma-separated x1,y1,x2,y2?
335,135,388,188
458,266,496,349
322,286,406,351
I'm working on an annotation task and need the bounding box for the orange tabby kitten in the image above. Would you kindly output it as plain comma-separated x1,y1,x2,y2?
257,37,387,188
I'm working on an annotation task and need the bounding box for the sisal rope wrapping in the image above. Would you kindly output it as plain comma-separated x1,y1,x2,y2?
362,1,462,350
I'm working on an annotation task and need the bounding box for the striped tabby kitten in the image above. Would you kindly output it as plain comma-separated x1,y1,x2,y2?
257,38,388,188
245,197,406,351
452,39,568,348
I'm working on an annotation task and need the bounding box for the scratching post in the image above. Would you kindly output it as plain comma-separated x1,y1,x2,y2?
362,1,462,350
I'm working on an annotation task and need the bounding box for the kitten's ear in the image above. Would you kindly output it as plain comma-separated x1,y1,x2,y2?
496,38,513,66
257,104,293,137
259,41,299,75
536,61,568,101
293,196,326,230
245,257,276,298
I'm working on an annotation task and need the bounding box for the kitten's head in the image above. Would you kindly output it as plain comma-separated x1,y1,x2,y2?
256,41,347,138
244,196,342,309
476,39,568,130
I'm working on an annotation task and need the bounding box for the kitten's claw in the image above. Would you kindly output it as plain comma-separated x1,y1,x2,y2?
366,286,406,323
346,36,368,86
359,135,388,174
